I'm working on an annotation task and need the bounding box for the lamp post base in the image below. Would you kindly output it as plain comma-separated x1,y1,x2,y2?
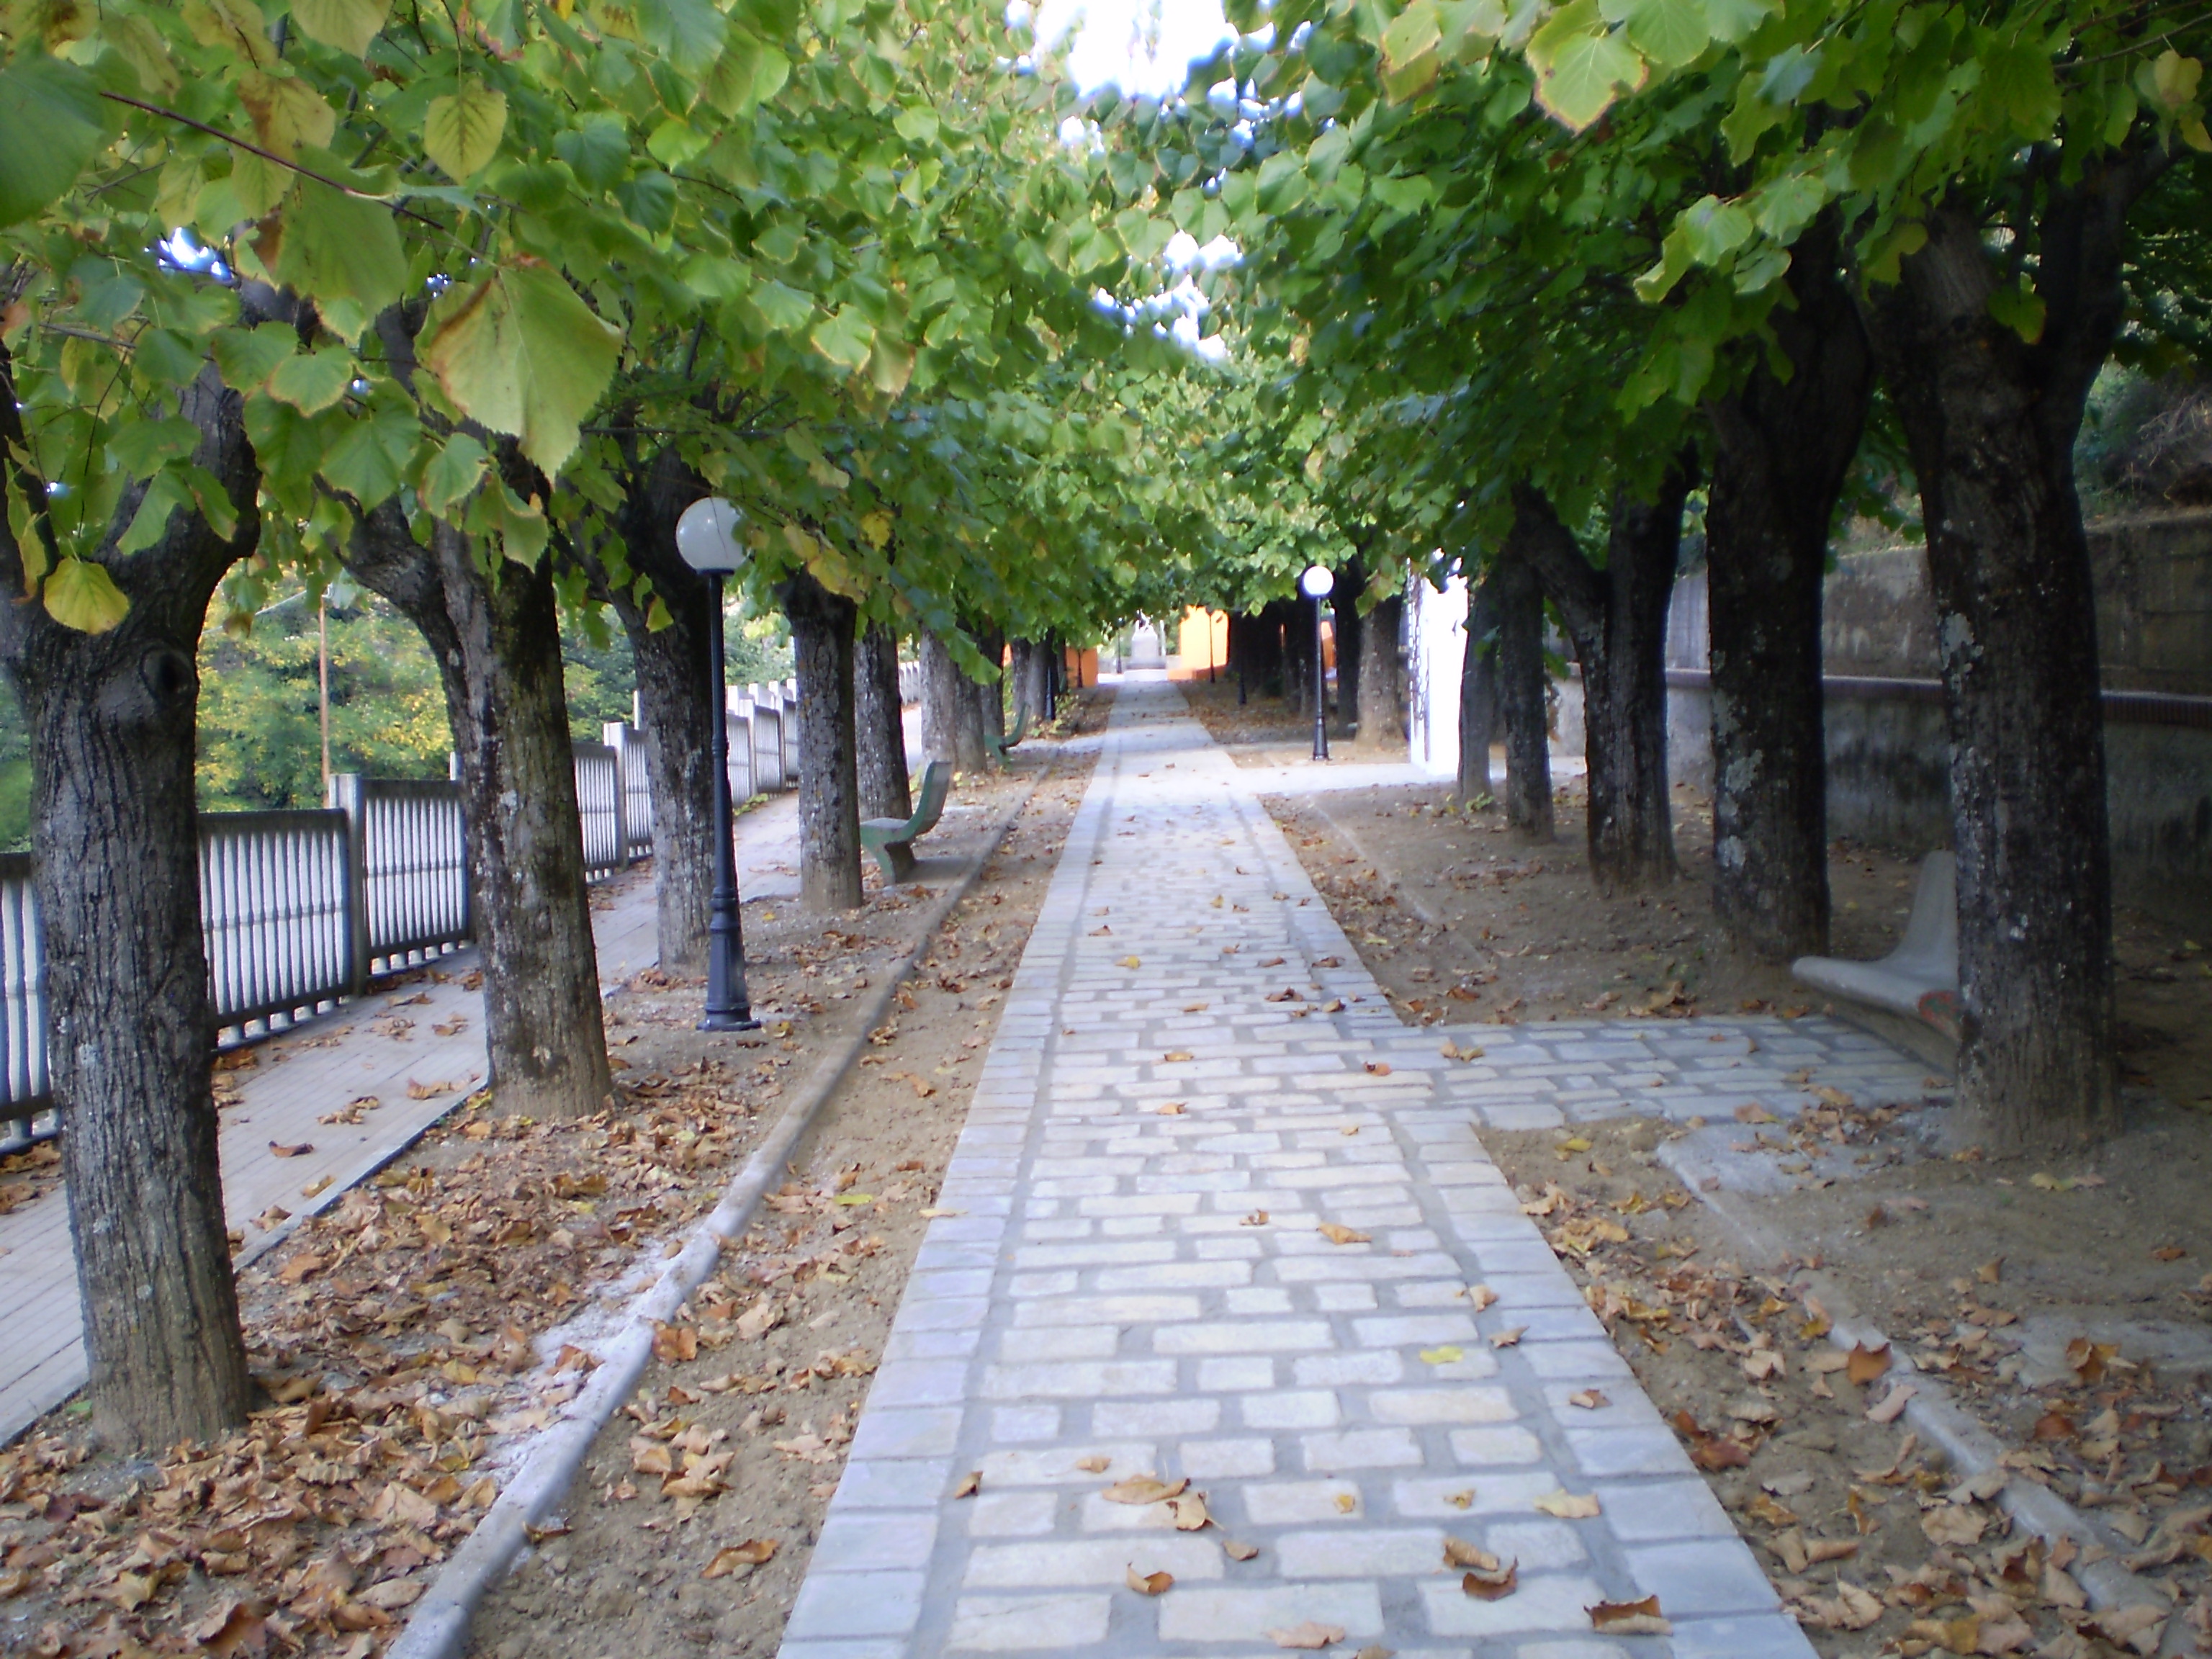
699,1011,762,1033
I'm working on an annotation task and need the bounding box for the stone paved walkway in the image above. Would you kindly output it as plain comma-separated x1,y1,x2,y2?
778,678,1934,1658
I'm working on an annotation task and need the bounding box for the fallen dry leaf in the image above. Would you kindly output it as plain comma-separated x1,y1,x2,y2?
1364,1061,1392,1075
1103,1474,1187,1505
1867,1382,1917,1424
1568,1388,1609,1410
1318,1223,1372,1246
1418,1346,1463,1365
1845,1341,1892,1385
1489,1326,1526,1349
1156,1102,1187,1115
952,1471,981,1498
268,1141,313,1158
1465,1284,1498,1311
1241,1210,1269,1226
1075,1455,1112,1473
1267,1621,1347,1649
1588,1594,1672,1635
1125,1565,1174,1596
1534,1490,1601,1519
703,1539,777,1578
1920,1504,1987,1547
1461,1558,1518,1599
1443,1537,1494,1568
1169,1492,1212,1531
1225,1540,1259,1561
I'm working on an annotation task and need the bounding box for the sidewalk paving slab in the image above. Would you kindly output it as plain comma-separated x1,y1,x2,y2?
779,680,1826,1659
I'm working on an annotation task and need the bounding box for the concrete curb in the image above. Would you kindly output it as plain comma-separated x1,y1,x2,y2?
387,762,1058,1659
1656,1137,2183,1647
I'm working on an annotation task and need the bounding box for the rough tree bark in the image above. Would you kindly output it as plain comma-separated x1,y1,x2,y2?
0,348,261,1451
346,501,613,1120
1331,560,1364,738
598,446,715,974
971,624,1007,753
1458,572,1501,801
1492,544,1555,842
782,571,862,912
855,619,911,821
1512,471,1688,887
1703,220,1873,961
1360,584,1404,746
920,626,989,770
1855,168,2162,1150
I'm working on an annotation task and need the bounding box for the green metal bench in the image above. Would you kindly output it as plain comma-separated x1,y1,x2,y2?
860,760,952,883
983,705,1031,764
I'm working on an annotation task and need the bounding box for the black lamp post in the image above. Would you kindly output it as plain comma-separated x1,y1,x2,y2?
676,498,760,1032
1301,563,1333,762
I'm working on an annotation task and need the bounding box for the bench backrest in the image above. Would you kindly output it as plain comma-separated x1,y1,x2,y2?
909,760,952,836
1893,850,1958,976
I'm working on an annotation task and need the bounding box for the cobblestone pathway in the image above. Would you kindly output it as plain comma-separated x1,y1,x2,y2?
781,679,1920,1658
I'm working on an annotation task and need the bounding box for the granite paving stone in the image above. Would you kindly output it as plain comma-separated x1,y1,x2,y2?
778,677,1822,1658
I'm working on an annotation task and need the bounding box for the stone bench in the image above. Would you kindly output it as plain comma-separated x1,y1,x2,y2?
1792,850,1960,1071
984,705,1030,764
860,760,951,884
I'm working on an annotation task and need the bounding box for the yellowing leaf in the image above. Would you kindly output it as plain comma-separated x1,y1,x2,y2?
1419,1346,1464,1364
292,0,392,55
1318,1223,1371,1245
238,71,336,157
425,81,508,181
1528,0,1647,131
43,557,130,633
1126,1564,1173,1595
418,262,621,475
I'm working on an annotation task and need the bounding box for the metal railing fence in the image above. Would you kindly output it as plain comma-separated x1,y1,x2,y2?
199,809,355,1031
0,679,853,1152
0,728,663,1152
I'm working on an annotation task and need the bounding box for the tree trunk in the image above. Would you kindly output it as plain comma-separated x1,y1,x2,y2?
783,572,863,912
1362,588,1403,745
346,508,613,1119
0,352,261,1450
601,448,715,974
971,625,1007,753
920,627,989,771
1493,546,1555,842
1331,561,1364,738
1703,222,1871,961
1514,474,1685,888
855,619,911,822
1857,186,2147,1149
1459,572,1501,800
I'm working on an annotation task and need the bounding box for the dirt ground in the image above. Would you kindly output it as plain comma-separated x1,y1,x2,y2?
464,751,1094,1659
1200,682,2212,1655
1485,1119,2212,1657
0,701,1100,1659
